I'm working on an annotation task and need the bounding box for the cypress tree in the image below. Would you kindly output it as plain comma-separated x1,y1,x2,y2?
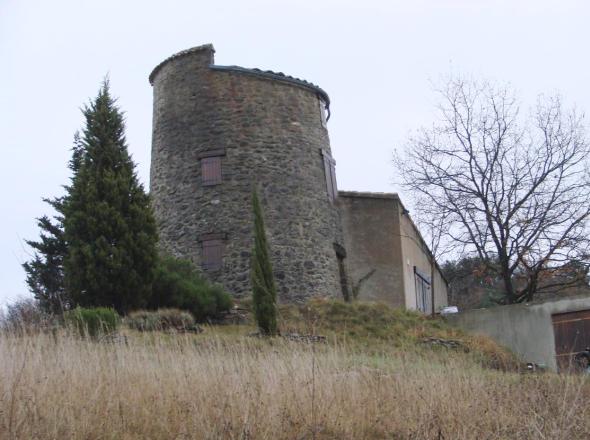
250,188,278,335
63,80,158,314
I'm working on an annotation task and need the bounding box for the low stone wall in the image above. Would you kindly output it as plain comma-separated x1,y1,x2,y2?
445,296,590,371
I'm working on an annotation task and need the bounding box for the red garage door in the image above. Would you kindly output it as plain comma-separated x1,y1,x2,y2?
552,310,590,371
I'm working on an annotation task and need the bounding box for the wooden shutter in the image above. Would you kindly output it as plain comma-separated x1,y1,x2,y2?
322,150,337,202
201,156,222,186
329,160,337,198
202,239,223,270
319,98,327,127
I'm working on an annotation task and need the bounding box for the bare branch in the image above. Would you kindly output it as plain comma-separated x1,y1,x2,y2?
394,76,590,303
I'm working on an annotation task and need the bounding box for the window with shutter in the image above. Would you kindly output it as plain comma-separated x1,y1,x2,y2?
198,149,225,186
321,150,338,202
202,238,224,271
201,156,222,186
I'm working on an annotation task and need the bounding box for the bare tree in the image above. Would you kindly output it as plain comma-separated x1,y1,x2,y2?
395,77,590,304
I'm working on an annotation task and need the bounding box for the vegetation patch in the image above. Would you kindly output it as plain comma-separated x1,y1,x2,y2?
150,255,232,321
126,308,199,332
0,330,587,439
275,298,518,370
64,307,119,339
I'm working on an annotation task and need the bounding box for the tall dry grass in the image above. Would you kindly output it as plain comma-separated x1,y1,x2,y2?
0,330,589,439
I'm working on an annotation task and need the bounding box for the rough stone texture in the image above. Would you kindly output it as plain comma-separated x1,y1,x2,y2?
150,44,345,303
337,191,448,311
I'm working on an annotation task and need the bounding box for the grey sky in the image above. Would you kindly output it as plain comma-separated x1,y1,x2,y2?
1,0,589,306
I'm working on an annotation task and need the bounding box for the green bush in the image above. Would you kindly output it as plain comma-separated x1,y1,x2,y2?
126,309,195,332
150,256,232,321
64,307,119,338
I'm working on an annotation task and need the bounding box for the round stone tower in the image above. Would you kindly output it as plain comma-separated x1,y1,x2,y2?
149,44,347,302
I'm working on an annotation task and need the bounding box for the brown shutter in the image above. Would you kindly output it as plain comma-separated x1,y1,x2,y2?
202,239,223,270
201,156,222,186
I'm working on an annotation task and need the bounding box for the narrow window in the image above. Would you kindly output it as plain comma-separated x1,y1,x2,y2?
414,267,432,313
202,238,223,271
199,148,225,186
321,150,338,202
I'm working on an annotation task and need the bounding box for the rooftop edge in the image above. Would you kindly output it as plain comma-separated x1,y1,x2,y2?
337,191,400,200
209,65,330,108
149,44,215,85
148,44,330,112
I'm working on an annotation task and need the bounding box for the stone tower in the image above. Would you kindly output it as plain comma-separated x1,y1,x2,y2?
149,44,347,302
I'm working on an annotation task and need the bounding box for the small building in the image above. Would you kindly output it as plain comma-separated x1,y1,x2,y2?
446,296,590,371
338,192,448,313
148,44,448,312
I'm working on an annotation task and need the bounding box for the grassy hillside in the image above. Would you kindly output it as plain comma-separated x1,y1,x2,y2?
277,298,517,370
1,300,589,439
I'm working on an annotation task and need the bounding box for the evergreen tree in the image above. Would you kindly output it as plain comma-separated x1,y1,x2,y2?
63,80,158,314
22,208,67,314
23,134,85,313
250,189,278,335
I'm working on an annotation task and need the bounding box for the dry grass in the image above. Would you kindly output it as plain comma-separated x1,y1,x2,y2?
277,298,519,370
1,327,589,439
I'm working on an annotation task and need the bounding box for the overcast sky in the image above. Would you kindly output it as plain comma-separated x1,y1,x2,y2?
1,0,589,306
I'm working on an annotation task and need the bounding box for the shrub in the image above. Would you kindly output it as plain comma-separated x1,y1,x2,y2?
126,310,160,332
0,297,53,334
126,309,195,332
64,307,119,338
150,256,232,321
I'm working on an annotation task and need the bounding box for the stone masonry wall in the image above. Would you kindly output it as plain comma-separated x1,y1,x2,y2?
149,45,345,302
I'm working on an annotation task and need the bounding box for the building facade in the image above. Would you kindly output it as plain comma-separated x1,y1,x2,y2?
149,44,448,311
338,192,448,313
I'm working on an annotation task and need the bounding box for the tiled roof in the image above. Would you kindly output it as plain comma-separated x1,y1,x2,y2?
210,65,330,108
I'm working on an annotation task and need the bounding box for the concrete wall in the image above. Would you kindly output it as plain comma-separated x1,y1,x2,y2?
446,296,590,371
150,44,344,302
337,193,405,307
337,191,448,311
398,211,448,313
